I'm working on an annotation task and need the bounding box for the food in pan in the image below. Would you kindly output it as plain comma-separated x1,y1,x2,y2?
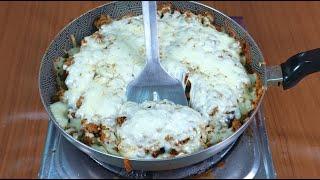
50,5,262,159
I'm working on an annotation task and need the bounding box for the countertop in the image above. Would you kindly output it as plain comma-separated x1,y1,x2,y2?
0,1,319,178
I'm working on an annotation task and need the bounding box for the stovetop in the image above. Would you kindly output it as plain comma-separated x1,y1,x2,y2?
38,106,276,179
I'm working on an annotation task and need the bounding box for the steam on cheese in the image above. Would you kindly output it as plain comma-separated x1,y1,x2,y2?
50,10,257,159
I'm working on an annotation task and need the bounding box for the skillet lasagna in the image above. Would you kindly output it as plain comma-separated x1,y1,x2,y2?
50,6,262,159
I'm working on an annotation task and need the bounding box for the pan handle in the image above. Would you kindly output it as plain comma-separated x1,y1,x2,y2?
266,48,320,89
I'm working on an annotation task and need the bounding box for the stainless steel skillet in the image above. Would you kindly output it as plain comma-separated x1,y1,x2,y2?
39,1,320,171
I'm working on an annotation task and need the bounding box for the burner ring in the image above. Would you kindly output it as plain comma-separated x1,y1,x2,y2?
91,140,237,179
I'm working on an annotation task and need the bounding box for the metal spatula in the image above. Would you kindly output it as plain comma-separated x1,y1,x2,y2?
126,1,188,105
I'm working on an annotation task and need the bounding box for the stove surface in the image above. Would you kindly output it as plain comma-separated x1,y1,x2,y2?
38,107,276,179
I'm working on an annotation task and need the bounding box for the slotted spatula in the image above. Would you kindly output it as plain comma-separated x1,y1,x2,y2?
126,1,188,105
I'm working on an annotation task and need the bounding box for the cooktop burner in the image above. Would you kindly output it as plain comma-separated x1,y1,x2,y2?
38,106,276,179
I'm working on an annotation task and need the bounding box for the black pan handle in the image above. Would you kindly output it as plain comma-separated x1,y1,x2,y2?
281,48,320,90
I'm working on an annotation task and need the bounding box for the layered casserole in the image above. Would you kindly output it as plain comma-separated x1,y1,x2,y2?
50,5,262,159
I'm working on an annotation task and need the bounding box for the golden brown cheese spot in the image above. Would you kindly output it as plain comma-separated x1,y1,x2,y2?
85,123,100,134
76,96,84,109
101,125,107,130
81,119,87,125
240,39,248,55
232,119,242,132
152,147,165,158
94,14,112,29
99,131,106,142
180,137,190,145
92,32,105,43
113,147,119,152
81,39,87,46
216,25,223,32
175,137,191,146
83,123,107,143
52,87,65,102
169,149,179,156
157,2,172,13
228,27,237,38
67,111,76,119
65,127,77,135
184,10,193,21
165,135,174,142
239,39,254,74
253,76,263,109
82,136,93,146
64,57,74,67
205,142,212,147
203,11,214,23
144,149,150,154
120,12,135,20
224,22,237,38
205,125,214,134
70,34,77,48
209,107,218,117
116,116,127,126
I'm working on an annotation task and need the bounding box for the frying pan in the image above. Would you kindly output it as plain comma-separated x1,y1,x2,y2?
39,1,320,171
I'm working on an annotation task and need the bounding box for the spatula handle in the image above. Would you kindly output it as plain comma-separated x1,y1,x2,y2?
142,1,160,65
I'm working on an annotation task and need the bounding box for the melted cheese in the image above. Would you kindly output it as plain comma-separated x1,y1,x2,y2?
50,10,257,159
117,100,208,159
50,102,69,128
